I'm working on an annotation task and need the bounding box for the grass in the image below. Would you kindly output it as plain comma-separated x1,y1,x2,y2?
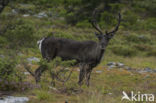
0,2,156,103
102,54,156,69
16,64,155,103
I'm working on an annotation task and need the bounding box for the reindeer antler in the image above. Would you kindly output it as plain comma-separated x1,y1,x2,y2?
106,13,121,35
91,8,103,34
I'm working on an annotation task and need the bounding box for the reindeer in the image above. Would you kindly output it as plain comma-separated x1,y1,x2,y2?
35,9,121,86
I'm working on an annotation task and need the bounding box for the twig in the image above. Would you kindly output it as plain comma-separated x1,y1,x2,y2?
23,62,35,77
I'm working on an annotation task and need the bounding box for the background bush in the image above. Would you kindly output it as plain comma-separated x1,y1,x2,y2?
110,45,137,57
3,18,36,48
0,56,34,91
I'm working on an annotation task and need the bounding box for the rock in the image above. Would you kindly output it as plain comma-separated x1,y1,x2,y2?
96,70,102,73
107,62,116,66
0,55,5,58
153,69,156,73
12,9,18,14
108,93,112,95
138,70,147,74
34,12,48,18
125,66,132,71
23,14,30,17
107,65,116,69
18,52,24,56
107,62,125,68
144,68,153,73
116,62,124,68
65,68,69,70
138,35,145,39
49,86,57,91
26,57,40,63
24,72,30,75
0,96,29,103
107,62,116,69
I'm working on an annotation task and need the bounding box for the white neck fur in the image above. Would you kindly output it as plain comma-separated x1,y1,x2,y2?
37,38,45,52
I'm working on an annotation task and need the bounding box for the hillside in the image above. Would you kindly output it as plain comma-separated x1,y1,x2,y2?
0,0,156,103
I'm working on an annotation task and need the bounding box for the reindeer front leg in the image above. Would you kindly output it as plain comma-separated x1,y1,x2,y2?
85,67,93,87
78,63,86,86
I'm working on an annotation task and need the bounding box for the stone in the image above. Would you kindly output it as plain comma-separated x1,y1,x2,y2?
34,12,48,18
107,65,116,69
138,70,147,74
108,93,112,95
125,66,132,71
138,35,145,39
144,68,153,73
107,62,116,66
0,96,29,103
23,14,30,17
153,69,156,73
96,70,102,73
0,55,5,58
116,62,124,67
18,52,24,56
65,68,69,70
24,72,30,75
12,9,18,14
26,57,40,63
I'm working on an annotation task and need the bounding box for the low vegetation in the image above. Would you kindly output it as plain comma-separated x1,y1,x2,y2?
0,0,156,103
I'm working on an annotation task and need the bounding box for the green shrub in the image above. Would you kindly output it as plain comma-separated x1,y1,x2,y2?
0,36,8,47
122,11,139,29
46,57,76,74
0,56,35,91
53,32,74,40
100,11,117,29
76,20,92,28
0,58,17,80
124,34,150,44
134,44,152,51
65,12,77,24
35,90,50,100
15,3,36,14
0,57,25,91
142,18,156,30
110,45,137,57
147,49,156,56
5,19,36,48
38,57,76,90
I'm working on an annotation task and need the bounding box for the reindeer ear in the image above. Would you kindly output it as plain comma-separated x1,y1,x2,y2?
94,32,99,37
95,32,102,40
106,33,114,39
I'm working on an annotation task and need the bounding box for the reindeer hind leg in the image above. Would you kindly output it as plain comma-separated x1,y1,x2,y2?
35,65,47,83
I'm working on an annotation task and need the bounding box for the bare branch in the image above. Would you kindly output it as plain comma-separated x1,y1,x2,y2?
55,67,74,83
23,62,35,77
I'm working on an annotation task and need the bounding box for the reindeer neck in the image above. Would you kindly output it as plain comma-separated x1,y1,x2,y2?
98,48,105,62
95,44,106,64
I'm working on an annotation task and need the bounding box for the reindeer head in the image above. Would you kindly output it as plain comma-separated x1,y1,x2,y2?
91,9,121,49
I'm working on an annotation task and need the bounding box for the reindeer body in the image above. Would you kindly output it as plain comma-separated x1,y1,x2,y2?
35,10,121,86
41,37,104,65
